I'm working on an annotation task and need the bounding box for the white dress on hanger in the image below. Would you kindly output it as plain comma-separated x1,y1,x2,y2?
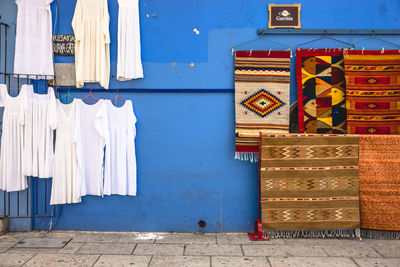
23,87,56,178
117,0,144,81
72,0,110,89
51,99,84,205
103,100,137,196
0,84,29,192
13,0,54,78
76,99,108,196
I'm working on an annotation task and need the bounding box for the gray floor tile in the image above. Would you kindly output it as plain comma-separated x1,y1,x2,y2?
134,244,184,256
212,256,270,267
372,244,400,257
323,245,382,258
24,254,100,267
14,237,71,248
352,257,400,267
150,256,210,267
268,256,357,267
0,241,18,252
71,232,121,243
57,242,84,254
43,231,77,239
284,238,342,246
156,233,216,244
77,242,136,255
94,255,151,267
0,253,34,266
243,245,327,257
0,231,42,242
117,232,159,243
185,244,242,256
6,247,59,254
217,233,285,245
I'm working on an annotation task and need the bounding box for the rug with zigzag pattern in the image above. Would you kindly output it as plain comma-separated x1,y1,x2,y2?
296,49,347,134
260,134,360,238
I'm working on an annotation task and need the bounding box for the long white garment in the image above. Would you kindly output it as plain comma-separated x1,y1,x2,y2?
103,100,137,196
13,0,54,78
117,0,144,81
50,99,84,205
72,0,110,89
76,99,108,196
23,87,56,178
0,84,29,192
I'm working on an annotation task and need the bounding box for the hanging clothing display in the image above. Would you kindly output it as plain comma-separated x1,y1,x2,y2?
23,87,57,178
76,99,108,196
72,0,110,89
103,100,137,196
344,50,400,134
50,99,84,205
234,50,290,162
13,0,54,78
296,49,347,134
117,0,144,81
0,84,29,192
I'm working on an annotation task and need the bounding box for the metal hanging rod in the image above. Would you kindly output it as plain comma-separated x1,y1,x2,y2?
55,88,234,93
257,29,400,35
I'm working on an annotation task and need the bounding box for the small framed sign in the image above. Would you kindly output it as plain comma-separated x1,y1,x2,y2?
53,34,75,56
268,4,301,29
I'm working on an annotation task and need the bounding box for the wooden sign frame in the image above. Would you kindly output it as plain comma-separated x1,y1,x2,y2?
268,4,301,29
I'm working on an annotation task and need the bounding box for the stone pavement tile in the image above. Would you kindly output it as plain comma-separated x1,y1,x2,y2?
94,255,151,267
6,247,59,254
14,237,71,248
117,232,158,243
0,231,42,242
268,256,357,267
217,233,285,245
134,244,184,256
57,242,84,254
212,256,270,267
156,233,216,244
150,256,210,267
0,241,18,252
43,231,77,239
371,244,400,257
243,245,327,257
185,244,242,256
283,238,342,246
0,253,34,266
77,242,136,255
70,232,121,243
323,244,382,258
352,257,400,267
24,254,99,267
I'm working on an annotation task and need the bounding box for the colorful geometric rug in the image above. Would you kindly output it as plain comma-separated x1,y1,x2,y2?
260,134,360,238
235,51,290,162
344,50,400,134
359,135,400,236
296,49,347,134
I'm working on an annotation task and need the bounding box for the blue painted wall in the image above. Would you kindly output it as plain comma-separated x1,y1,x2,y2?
1,0,400,232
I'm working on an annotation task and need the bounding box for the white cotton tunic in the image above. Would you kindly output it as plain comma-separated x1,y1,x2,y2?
117,0,144,81
72,0,110,89
50,99,84,205
23,87,56,178
76,99,108,196
103,100,137,196
0,84,29,192
13,0,54,79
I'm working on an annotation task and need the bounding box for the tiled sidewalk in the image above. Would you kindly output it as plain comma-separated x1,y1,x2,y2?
0,231,399,266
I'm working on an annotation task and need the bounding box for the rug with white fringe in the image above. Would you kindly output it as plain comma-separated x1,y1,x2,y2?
234,50,290,162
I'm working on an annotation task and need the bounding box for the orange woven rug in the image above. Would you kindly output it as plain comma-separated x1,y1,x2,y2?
359,135,400,235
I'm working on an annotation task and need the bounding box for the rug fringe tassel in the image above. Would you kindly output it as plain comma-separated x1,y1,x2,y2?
361,229,400,240
234,152,258,163
263,229,361,239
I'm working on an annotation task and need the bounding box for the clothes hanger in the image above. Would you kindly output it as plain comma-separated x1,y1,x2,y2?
59,88,73,104
231,36,291,55
81,88,100,104
345,31,400,50
296,30,355,49
111,88,127,106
